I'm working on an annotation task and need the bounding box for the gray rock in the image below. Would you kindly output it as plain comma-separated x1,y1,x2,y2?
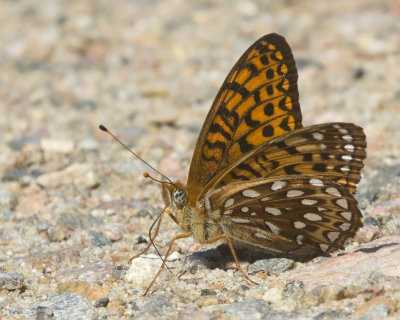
134,295,176,320
364,304,391,318
264,312,311,320
225,299,270,319
0,272,24,291
23,292,96,320
89,231,112,247
249,258,294,274
0,192,18,210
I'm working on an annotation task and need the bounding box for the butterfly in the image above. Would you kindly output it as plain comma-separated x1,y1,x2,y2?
100,33,366,295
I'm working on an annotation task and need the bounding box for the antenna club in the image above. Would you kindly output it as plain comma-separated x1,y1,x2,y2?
143,172,149,178
99,124,108,132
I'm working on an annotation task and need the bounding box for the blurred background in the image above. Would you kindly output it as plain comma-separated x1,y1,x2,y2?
1,0,400,317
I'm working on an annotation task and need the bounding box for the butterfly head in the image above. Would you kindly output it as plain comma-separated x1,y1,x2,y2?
162,181,188,210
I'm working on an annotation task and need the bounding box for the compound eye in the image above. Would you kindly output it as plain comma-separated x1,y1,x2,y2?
173,189,187,209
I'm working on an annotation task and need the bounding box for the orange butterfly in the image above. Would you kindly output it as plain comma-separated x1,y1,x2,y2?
100,33,366,295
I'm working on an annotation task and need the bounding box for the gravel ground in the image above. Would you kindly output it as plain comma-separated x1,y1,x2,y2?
1,1,400,319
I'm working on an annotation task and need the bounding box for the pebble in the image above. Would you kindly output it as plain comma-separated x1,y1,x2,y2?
313,284,345,302
40,138,74,153
89,231,112,247
0,192,18,210
225,299,270,319
248,258,295,274
23,292,96,319
0,272,24,291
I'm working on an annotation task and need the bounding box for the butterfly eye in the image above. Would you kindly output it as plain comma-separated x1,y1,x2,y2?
173,188,187,209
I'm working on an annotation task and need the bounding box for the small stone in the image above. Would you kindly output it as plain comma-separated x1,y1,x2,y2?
8,135,40,150
125,254,160,288
77,138,99,150
177,309,211,320
315,284,345,302
65,163,100,189
283,280,304,299
40,138,74,153
355,295,398,315
248,258,294,274
36,171,71,189
263,287,283,304
36,306,55,319
200,289,216,296
2,168,27,182
0,272,24,291
356,226,379,243
314,310,349,319
48,225,67,242
0,192,18,210
197,297,219,308
134,295,174,319
99,223,125,241
94,297,109,308
225,299,270,318
89,231,112,247
23,292,95,319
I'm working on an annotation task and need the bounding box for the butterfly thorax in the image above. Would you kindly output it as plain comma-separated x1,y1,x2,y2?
162,182,223,243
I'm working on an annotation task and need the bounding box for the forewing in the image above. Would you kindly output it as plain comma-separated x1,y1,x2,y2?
206,175,362,260
187,33,302,197
210,122,366,195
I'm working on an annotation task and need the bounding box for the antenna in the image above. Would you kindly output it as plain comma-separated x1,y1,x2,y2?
99,124,175,186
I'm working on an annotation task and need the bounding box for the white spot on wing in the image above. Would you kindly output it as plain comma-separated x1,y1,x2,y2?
312,132,324,140
287,190,304,197
326,187,341,197
265,221,280,234
232,218,251,224
342,135,353,141
341,166,350,172
339,128,349,134
303,213,322,221
265,207,282,216
241,206,249,212
224,198,234,208
344,144,355,152
301,199,318,205
294,221,306,229
254,232,272,240
340,211,352,221
271,181,287,191
296,235,304,244
327,232,340,243
333,124,341,129
342,155,353,161
310,178,324,187
339,223,351,231
224,210,233,215
242,189,261,198
320,244,329,252
260,196,271,202
336,198,348,209
320,144,327,150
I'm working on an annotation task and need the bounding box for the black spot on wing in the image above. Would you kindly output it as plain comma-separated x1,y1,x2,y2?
244,110,261,127
238,136,253,153
284,164,300,174
209,122,231,141
237,163,262,178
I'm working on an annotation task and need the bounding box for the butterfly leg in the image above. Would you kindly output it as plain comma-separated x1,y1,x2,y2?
205,233,259,285
129,208,177,262
143,232,191,296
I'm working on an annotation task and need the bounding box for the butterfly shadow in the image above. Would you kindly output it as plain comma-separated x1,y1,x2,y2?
185,243,276,272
